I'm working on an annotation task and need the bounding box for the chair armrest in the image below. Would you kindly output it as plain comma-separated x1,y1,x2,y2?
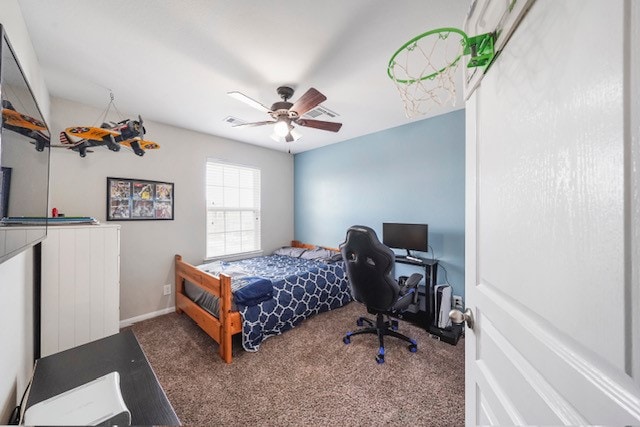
393,288,416,311
404,273,423,289
401,272,423,305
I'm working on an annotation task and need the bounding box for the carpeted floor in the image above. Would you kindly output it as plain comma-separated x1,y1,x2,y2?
131,302,465,426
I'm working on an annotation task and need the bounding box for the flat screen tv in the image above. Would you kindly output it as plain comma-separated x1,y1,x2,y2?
382,223,428,256
0,24,51,264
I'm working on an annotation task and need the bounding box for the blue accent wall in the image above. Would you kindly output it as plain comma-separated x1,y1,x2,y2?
294,109,465,298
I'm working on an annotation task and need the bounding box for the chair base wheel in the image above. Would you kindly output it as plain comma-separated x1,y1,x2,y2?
342,313,417,363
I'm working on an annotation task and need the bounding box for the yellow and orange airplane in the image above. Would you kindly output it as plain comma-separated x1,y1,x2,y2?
2,100,50,151
59,115,159,158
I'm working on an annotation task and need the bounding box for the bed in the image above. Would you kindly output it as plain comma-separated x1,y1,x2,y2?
174,241,351,363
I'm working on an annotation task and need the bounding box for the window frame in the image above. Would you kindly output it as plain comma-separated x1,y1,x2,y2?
205,159,261,260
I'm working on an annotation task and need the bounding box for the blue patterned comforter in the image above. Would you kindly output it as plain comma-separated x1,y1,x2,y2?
198,254,351,352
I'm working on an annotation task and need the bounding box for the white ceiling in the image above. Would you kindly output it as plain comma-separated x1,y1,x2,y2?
17,0,470,153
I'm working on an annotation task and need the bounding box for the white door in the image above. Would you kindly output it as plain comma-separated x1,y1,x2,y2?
463,0,640,424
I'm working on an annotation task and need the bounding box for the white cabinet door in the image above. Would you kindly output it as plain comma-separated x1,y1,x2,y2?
464,0,640,424
41,225,120,356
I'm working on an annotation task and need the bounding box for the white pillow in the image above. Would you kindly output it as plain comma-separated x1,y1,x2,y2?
272,246,307,257
299,247,334,260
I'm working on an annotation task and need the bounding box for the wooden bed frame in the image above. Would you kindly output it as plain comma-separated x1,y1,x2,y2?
175,241,339,363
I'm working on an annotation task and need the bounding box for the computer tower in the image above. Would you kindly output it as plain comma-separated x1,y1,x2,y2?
433,284,452,329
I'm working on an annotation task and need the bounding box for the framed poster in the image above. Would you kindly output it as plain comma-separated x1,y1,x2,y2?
107,177,174,221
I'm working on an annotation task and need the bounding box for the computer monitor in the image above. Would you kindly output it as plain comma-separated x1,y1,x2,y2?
382,223,428,256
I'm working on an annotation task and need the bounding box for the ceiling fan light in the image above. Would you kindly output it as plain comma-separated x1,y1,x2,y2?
270,130,302,143
290,129,302,141
274,119,290,137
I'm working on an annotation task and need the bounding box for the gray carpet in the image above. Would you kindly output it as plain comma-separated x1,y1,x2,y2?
131,302,465,426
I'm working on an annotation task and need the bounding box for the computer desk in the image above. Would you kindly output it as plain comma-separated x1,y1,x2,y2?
395,256,438,287
395,256,463,345
396,256,438,324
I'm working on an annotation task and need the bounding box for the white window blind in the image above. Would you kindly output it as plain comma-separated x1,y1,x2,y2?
206,160,261,258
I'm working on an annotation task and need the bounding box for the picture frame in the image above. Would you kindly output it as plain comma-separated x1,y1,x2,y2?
107,177,174,221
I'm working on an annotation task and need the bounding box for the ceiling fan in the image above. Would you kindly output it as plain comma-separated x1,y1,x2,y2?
227,86,342,142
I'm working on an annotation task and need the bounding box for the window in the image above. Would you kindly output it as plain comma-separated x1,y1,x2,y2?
206,160,261,258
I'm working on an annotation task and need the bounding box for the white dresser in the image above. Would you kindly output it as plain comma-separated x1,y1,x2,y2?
40,224,120,356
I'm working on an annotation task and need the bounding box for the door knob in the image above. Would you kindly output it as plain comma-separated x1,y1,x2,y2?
449,308,475,330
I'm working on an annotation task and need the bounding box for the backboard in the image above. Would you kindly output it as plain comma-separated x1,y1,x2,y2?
463,0,537,99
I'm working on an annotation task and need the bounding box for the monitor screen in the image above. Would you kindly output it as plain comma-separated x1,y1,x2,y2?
382,223,428,253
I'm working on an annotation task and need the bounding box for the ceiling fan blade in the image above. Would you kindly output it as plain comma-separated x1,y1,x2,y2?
232,120,276,128
228,91,272,113
290,88,327,117
296,118,342,132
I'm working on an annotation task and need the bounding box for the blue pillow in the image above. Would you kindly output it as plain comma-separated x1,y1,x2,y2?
233,276,273,306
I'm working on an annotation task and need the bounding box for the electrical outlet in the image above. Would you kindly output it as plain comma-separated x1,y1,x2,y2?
452,295,463,309
163,284,171,296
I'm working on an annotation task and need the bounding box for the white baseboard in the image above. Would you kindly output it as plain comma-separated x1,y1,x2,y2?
120,306,175,329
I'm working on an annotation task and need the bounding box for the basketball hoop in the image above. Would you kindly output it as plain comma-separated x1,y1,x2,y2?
387,28,495,118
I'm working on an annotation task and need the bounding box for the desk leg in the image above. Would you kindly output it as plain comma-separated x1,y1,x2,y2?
425,263,438,328
430,264,438,287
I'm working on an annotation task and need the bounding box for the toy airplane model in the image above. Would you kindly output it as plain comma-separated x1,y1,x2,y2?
59,115,160,158
1,100,50,151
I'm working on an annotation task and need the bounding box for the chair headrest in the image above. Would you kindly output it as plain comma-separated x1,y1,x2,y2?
340,225,399,311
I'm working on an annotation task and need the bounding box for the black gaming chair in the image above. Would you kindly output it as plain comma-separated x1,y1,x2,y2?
340,225,423,363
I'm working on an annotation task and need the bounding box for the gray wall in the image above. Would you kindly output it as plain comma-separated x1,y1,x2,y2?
0,0,50,422
0,251,34,422
294,110,465,298
49,97,294,321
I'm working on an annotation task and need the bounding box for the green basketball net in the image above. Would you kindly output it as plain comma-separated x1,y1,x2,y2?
388,28,495,118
